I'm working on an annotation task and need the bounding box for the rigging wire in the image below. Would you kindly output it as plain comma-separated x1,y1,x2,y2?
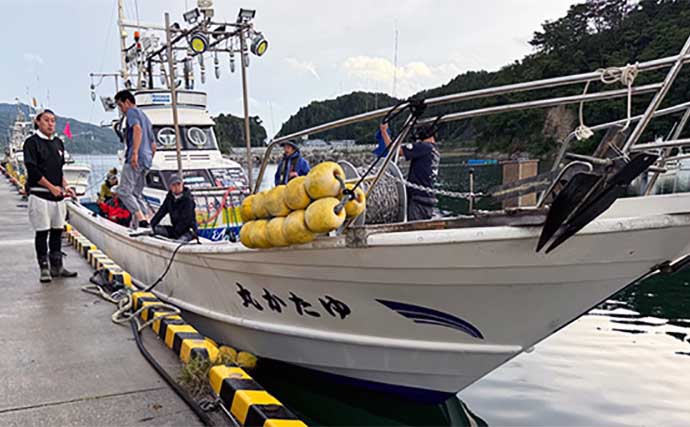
134,0,141,26
88,0,118,124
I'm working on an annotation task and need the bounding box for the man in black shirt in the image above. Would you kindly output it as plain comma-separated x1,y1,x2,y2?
150,175,197,242
23,109,78,282
379,122,440,221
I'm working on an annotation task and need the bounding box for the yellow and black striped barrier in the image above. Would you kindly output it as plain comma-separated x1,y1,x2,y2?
209,365,306,427
64,223,305,427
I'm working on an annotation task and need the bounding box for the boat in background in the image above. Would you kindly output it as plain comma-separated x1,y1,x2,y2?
63,152,92,196
124,90,250,241
3,103,33,189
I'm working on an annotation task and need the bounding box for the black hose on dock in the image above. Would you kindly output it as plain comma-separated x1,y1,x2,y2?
129,318,215,426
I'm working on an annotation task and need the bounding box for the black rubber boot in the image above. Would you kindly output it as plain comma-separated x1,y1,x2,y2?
38,257,52,283
49,253,78,278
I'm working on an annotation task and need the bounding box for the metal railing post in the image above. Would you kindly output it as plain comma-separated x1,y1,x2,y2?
623,35,690,152
644,107,690,195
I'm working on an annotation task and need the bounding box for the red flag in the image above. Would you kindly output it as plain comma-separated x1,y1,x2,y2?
64,121,73,139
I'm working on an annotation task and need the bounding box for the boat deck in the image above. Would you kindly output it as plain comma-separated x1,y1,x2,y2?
0,178,203,425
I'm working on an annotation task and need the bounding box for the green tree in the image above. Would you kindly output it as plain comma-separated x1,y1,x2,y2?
213,113,268,153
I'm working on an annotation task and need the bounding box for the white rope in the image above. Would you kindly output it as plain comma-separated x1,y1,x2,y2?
575,63,639,140
81,279,181,332
112,295,181,332
81,284,121,304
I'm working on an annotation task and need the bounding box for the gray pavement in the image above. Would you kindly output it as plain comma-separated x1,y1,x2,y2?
0,177,203,426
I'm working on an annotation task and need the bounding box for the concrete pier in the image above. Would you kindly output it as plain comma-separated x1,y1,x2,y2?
0,178,202,426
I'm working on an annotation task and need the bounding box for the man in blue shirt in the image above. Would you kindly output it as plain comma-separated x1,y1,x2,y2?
379,122,440,221
274,140,310,186
114,90,156,228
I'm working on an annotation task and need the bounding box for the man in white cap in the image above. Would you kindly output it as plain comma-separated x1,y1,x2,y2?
150,174,197,242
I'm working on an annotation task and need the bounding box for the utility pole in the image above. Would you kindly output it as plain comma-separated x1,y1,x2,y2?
239,26,253,189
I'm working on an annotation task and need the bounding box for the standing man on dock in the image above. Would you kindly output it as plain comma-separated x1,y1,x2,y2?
379,122,440,221
23,109,78,283
114,90,156,228
274,140,310,185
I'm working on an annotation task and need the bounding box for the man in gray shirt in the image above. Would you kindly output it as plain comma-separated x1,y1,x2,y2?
114,90,156,228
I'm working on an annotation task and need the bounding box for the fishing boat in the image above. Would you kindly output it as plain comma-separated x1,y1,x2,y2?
86,0,252,241
123,90,249,241
70,1,690,403
63,152,92,196
3,103,33,188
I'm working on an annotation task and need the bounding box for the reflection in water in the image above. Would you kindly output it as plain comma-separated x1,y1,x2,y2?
251,359,487,427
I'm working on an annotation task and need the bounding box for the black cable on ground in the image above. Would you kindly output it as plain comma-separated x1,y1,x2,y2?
129,318,215,426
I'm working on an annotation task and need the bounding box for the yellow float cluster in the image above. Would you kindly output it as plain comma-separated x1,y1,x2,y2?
239,162,367,249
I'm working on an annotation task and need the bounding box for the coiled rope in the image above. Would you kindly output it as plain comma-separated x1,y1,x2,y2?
575,63,639,141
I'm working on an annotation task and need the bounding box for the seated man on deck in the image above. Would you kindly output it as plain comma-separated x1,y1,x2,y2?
98,168,119,203
274,140,310,185
379,122,440,221
150,174,198,242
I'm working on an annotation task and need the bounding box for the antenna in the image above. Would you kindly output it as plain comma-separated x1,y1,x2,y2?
392,21,399,98
269,100,276,137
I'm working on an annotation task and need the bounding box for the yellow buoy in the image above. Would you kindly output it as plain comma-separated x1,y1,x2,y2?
266,217,290,247
305,162,346,199
236,351,258,369
285,176,311,210
239,221,255,248
305,197,346,233
240,194,256,221
265,185,291,217
251,191,270,219
218,345,238,365
283,210,316,244
341,183,366,218
250,219,271,248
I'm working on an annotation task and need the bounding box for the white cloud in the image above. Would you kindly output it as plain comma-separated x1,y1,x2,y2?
23,52,44,73
342,56,462,97
23,53,44,65
285,57,320,80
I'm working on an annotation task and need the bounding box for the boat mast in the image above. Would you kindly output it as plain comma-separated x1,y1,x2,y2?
117,0,129,86
164,12,184,179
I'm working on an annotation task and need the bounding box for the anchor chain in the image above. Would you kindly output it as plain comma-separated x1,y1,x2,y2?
384,171,483,200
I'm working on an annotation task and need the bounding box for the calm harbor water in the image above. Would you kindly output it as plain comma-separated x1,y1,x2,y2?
75,153,690,425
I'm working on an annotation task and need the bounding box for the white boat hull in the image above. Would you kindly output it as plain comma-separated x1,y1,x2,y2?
67,193,690,401
63,163,91,196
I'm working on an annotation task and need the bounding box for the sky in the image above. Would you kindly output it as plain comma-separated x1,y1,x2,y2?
0,0,579,138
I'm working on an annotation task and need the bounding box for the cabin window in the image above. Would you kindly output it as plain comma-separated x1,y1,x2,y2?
161,169,213,189
146,171,166,190
209,168,248,188
153,126,218,151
